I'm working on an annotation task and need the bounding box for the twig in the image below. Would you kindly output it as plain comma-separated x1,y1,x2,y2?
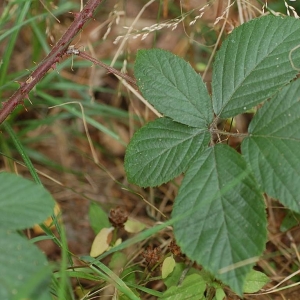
210,128,249,138
73,48,162,117
0,0,104,125
77,50,137,86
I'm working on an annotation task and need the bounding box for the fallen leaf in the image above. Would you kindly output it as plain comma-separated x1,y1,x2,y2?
90,227,114,257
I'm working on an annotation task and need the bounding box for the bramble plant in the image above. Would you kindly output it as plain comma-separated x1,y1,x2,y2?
124,15,300,295
2,1,300,298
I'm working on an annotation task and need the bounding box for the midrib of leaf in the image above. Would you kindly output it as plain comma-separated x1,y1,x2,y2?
132,128,206,176
172,144,266,294
125,117,210,186
213,153,265,254
220,43,294,116
135,49,213,127
147,60,208,120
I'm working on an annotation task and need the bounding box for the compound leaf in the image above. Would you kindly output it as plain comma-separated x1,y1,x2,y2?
135,48,213,127
125,117,210,187
172,144,267,295
242,79,300,213
212,15,300,118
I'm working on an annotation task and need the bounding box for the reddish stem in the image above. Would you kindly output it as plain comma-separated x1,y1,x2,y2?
78,51,137,86
0,0,103,124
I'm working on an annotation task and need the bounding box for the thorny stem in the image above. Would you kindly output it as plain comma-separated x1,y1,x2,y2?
0,0,104,125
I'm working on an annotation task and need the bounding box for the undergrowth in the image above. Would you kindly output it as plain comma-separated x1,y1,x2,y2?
1,0,300,299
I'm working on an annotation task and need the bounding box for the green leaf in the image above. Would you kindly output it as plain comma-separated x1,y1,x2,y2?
214,287,226,300
0,230,51,300
125,117,210,187
119,290,140,300
120,266,139,285
243,269,270,293
163,263,186,289
242,79,300,213
159,274,206,300
163,263,209,289
135,48,213,127
109,252,127,271
0,172,55,230
172,144,267,296
212,15,300,118
85,258,140,300
89,202,110,234
280,210,300,232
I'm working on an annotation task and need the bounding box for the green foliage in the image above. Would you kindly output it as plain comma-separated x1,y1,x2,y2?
163,263,217,297
212,16,300,118
243,269,270,293
159,273,207,300
125,118,210,186
163,262,199,288
280,210,300,232
125,15,300,295
89,202,110,234
134,49,213,127
0,172,55,299
172,144,267,294
0,172,54,230
162,263,267,299
242,80,300,212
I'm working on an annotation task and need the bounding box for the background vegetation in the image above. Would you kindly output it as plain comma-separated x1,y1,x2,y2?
1,0,300,299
